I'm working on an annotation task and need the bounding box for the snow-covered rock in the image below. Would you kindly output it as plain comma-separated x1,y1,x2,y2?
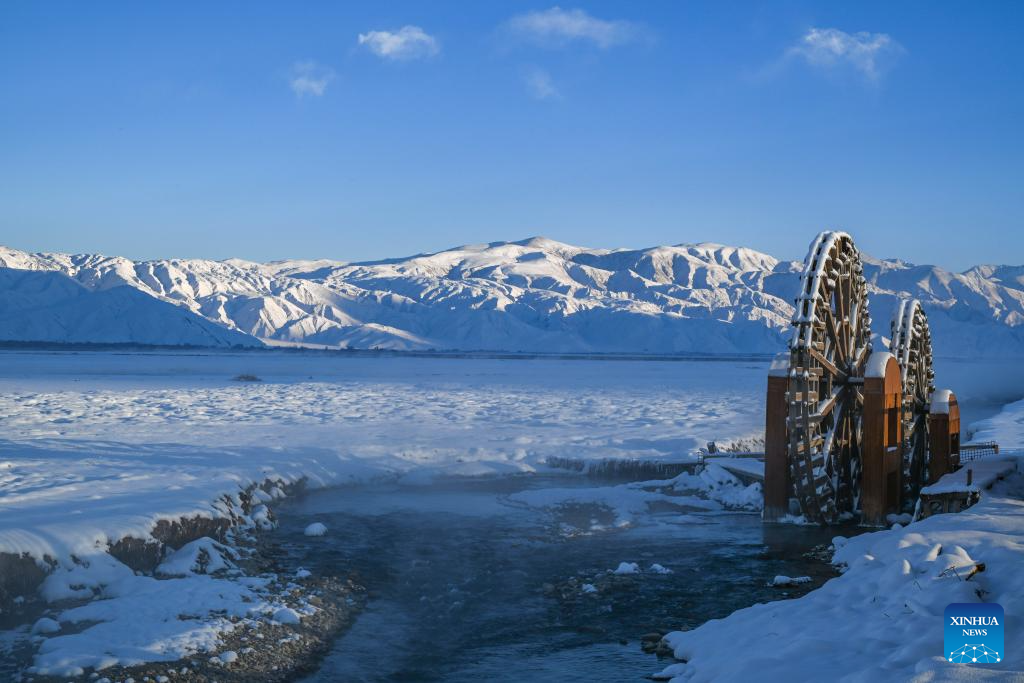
272,607,302,625
156,537,238,577
612,561,640,575
2,237,1022,355
303,522,328,537
31,617,61,634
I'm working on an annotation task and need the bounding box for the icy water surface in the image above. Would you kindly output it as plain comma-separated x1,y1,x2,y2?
278,476,840,683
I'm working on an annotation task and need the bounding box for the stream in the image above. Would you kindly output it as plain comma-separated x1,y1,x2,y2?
274,475,841,682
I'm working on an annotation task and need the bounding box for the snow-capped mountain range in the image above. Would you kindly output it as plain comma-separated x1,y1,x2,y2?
1,237,1023,356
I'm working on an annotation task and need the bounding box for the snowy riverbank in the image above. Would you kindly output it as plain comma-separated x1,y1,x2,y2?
656,402,1024,682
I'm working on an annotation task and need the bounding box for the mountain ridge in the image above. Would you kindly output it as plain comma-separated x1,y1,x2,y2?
1,237,1022,356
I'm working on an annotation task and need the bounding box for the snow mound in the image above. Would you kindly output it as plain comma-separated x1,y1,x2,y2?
272,607,302,625
31,617,61,634
303,522,328,537
612,562,640,575
156,537,238,577
671,463,763,511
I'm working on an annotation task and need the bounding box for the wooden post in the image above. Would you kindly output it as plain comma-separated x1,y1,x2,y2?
861,352,902,526
763,353,791,522
928,390,960,483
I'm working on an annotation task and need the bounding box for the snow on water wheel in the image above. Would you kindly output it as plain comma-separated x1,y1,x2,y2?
890,298,935,506
786,231,872,524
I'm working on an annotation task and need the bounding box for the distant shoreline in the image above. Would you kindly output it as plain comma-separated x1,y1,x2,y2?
0,341,774,362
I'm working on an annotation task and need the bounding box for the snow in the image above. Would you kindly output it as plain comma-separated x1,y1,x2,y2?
304,522,328,537
932,388,955,414
0,351,767,675
920,459,1016,496
649,563,673,575
156,537,238,577
970,397,1024,445
657,408,1024,682
30,562,282,676
669,463,763,511
31,617,61,634
272,607,302,625
0,352,764,562
769,575,811,586
0,267,258,347
3,238,1024,356
866,350,895,379
612,562,640,575
767,352,789,377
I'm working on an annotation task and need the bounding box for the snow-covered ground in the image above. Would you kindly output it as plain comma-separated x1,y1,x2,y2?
656,404,1024,682
0,350,766,677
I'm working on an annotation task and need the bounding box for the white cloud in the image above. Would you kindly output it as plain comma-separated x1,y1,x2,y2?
787,27,902,81
524,68,560,100
357,25,440,61
289,61,335,97
507,7,642,49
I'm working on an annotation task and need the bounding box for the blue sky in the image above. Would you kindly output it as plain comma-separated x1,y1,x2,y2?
1,1,1021,269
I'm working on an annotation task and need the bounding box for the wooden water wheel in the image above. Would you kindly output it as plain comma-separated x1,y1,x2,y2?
786,231,872,524
890,298,935,505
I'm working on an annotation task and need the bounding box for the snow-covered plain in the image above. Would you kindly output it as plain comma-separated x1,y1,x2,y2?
0,351,766,676
3,237,1024,356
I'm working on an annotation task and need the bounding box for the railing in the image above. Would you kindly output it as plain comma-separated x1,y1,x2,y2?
960,442,999,461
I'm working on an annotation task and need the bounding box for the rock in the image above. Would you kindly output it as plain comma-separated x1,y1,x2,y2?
304,522,328,537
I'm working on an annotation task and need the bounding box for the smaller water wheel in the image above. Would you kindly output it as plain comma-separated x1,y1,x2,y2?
890,298,935,506
786,231,872,524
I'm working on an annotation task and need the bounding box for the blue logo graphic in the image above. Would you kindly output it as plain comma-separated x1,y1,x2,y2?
945,603,1004,664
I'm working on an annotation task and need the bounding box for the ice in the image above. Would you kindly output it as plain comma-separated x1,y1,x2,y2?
769,575,811,586
612,562,640,575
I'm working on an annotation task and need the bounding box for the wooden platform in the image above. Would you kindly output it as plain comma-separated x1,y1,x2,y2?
916,457,1018,520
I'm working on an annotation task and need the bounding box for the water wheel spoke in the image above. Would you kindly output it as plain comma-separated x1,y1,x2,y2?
786,232,869,524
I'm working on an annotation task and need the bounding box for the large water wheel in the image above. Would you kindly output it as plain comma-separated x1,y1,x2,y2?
890,298,935,505
786,231,872,524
